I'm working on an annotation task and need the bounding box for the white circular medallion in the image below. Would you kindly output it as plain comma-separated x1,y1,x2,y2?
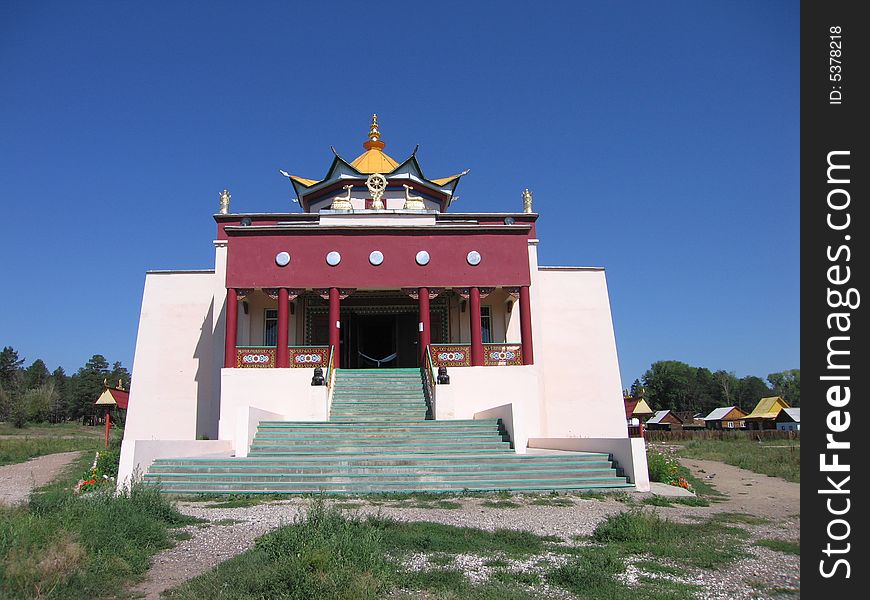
326,251,341,266
415,250,430,266
466,250,482,266
369,250,384,266
275,251,291,267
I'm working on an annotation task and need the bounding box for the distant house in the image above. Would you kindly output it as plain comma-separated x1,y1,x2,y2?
646,410,683,431
776,407,800,431
673,411,706,430
703,406,747,430
95,385,129,410
744,396,790,430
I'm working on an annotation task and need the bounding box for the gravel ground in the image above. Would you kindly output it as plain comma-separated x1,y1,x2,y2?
132,466,800,600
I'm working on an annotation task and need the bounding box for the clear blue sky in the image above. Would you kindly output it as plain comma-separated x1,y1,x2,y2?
0,1,799,387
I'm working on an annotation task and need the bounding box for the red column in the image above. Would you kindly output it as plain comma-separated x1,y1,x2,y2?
519,285,534,365
469,287,483,366
418,287,430,365
224,288,238,368
276,288,289,368
104,410,111,448
329,287,340,369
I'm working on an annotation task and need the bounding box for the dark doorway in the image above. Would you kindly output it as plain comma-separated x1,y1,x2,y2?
349,313,418,369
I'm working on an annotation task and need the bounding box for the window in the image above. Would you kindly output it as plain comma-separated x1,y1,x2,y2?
481,306,492,343
264,309,278,346
726,421,734,429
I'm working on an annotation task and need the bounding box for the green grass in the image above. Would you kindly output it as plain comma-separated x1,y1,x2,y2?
529,496,574,507
592,509,748,569
480,499,521,508
390,499,462,510
756,538,800,555
0,450,198,600
675,438,800,483
642,495,710,507
164,499,752,600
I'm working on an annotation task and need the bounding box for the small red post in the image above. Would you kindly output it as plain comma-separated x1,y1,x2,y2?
104,410,111,448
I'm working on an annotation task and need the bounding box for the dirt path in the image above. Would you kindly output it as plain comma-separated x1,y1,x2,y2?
0,451,84,505
678,457,800,520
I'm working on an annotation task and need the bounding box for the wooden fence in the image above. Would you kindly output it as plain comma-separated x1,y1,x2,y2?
642,429,800,442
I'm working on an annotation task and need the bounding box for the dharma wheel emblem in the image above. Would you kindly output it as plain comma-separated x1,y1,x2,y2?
366,173,387,210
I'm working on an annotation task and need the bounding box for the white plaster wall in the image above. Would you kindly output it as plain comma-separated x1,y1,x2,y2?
117,439,233,491
434,366,540,453
533,268,627,439
123,271,217,444
527,437,650,491
235,406,285,458
218,368,328,452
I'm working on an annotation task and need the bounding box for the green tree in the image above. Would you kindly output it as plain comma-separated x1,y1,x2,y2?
642,360,695,413
51,366,69,422
68,354,111,421
23,359,51,390
736,376,771,412
0,346,24,396
713,370,739,406
767,369,800,407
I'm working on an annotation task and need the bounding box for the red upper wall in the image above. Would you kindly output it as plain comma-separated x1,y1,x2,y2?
225,227,532,288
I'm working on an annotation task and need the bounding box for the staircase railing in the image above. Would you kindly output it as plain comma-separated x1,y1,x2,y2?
325,345,336,415
422,345,437,420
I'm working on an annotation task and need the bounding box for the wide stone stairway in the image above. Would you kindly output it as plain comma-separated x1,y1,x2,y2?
145,368,633,494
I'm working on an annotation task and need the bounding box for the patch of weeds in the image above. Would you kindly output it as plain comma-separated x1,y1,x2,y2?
211,518,244,526
332,501,365,509
481,499,521,509
369,517,548,558
634,559,682,576
530,496,573,507
429,553,454,567
484,557,510,567
756,538,800,555
711,512,770,525
203,494,287,508
390,499,462,510
592,509,748,569
491,569,541,586
1,450,198,600
173,531,193,541
642,495,710,508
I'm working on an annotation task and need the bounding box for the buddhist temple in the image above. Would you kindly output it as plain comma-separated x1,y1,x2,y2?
118,116,649,493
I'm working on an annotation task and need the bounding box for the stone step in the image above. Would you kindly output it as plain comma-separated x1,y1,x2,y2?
256,421,496,431
145,469,619,483
252,432,503,441
144,480,633,494
151,453,613,467
148,463,616,475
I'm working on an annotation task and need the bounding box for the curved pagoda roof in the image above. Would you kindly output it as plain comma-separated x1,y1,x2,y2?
282,114,468,212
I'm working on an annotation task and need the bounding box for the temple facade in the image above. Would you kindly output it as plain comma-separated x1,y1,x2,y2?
118,116,649,492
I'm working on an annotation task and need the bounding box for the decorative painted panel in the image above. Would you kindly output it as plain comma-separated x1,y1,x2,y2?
237,347,276,368
288,346,329,368
482,344,523,366
430,344,471,367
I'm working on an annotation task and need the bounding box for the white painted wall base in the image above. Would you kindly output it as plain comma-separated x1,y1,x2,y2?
435,366,540,453
234,406,285,458
117,439,233,491
527,436,650,492
218,368,328,453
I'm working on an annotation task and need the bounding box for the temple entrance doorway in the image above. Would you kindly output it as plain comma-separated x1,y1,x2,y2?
347,312,418,369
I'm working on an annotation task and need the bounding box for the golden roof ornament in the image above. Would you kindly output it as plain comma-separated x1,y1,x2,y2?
330,184,354,211
366,173,387,210
402,184,426,210
219,189,231,214
522,188,533,213
363,114,385,151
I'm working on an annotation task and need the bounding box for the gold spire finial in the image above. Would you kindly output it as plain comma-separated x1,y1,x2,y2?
363,114,386,151
522,188,533,213
219,189,231,214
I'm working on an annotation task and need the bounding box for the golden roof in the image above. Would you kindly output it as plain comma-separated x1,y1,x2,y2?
289,175,320,187
744,396,790,420
350,114,400,174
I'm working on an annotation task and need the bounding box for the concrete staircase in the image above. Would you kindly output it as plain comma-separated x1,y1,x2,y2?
145,368,633,494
